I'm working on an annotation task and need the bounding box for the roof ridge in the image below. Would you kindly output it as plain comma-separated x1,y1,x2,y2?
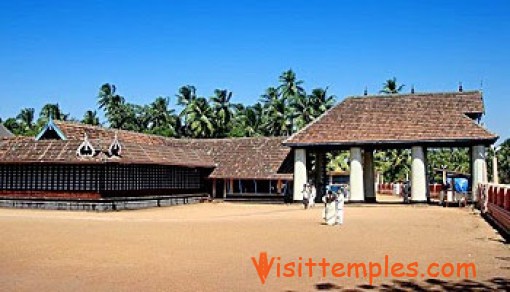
346,90,481,100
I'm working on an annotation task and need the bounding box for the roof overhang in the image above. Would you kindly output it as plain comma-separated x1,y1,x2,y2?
284,137,499,150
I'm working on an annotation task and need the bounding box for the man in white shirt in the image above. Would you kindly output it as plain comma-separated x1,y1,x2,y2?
308,183,317,208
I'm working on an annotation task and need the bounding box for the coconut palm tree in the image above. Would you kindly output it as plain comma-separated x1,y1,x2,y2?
81,110,100,126
211,89,234,138
176,85,197,107
17,108,35,130
98,83,126,128
309,87,336,115
147,97,178,137
260,87,291,136
39,103,68,121
231,103,264,137
182,97,215,138
380,77,405,94
278,69,305,133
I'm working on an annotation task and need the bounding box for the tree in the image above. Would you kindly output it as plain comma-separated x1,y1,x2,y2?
292,87,336,131
39,103,69,121
230,103,264,137
309,87,336,115
182,97,215,138
17,108,35,131
176,85,197,107
211,89,234,138
81,110,100,126
260,87,291,136
327,151,350,171
487,139,510,184
375,149,411,182
278,69,305,133
3,117,22,135
147,97,178,137
177,85,199,136
427,148,470,182
98,83,126,128
380,77,405,94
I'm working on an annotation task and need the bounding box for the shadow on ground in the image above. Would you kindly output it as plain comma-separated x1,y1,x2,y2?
312,277,509,291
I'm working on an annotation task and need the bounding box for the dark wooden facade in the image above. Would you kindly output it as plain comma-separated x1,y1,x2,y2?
0,163,210,198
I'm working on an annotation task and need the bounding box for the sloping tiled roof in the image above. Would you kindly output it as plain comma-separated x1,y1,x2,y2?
53,121,170,145
0,138,215,168
284,91,498,147
0,124,14,138
166,138,293,180
15,121,293,180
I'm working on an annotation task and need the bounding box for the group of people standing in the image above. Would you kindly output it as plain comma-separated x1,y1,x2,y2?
301,183,345,226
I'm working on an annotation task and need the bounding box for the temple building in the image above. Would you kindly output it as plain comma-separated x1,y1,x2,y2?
284,90,498,203
0,120,293,209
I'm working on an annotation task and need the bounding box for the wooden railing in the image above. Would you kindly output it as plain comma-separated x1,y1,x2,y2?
477,183,510,235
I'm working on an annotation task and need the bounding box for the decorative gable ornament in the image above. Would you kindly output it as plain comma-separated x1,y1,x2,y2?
76,133,96,157
108,132,122,157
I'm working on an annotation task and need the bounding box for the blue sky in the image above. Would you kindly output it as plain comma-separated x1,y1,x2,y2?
1,0,509,141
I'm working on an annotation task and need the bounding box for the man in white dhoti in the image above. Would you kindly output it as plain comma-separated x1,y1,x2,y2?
308,183,316,208
302,184,310,209
336,187,345,225
322,190,338,225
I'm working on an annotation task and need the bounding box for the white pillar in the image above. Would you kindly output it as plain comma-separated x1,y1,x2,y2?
349,147,364,202
493,151,499,184
472,145,487,202
363,150,376,202
293,148,307,201
411,146,427,203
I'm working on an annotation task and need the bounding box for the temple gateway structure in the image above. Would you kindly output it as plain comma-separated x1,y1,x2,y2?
284,90,498,203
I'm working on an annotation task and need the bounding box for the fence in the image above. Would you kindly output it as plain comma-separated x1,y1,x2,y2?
477,183,510,235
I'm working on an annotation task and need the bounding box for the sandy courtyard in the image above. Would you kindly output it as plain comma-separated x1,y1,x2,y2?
0,202,509,291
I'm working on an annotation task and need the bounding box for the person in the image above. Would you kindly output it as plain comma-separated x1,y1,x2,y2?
301,183,310,209
336,187,345,225
402,181,411,203
308,183,317,208
322,190,338,225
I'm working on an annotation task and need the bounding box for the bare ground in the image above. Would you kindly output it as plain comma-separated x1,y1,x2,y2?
0,202,508,291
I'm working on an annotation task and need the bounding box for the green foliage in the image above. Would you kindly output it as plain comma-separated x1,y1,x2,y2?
487,139,510,184
81,110,100,126
380,77,405,94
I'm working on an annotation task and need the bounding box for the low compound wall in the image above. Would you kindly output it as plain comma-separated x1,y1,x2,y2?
0,194,208,211
477,183,510,236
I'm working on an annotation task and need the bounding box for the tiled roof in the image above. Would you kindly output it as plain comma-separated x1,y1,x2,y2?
15,121,293,180
0,139,215,168
0,124,14,138
53,121,170,145
166,138,293,180
284,91,498,147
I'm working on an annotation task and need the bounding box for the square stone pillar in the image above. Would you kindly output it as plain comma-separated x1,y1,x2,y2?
472,145,487,202
411,146,427,203
349,147,364,202
293,148,307,201
314,151,327,200
363,150,376,203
